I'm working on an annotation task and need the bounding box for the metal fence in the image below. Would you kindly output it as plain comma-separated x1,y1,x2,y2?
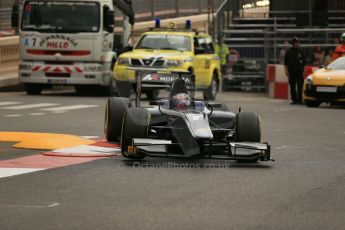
0,8,12,31
115,0,224,21
1,1,224,33
216,2,345,91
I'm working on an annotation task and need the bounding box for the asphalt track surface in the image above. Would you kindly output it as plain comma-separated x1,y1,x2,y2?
0,88,345,230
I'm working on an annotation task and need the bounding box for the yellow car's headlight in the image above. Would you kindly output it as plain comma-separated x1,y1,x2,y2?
166,59,183,67
117,58,130,65
306,75,313,85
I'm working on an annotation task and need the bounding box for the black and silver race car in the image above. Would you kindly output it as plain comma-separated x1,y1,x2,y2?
104,70,272,162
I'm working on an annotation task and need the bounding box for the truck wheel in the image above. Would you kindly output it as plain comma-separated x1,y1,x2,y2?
145,90,159,100
235,112,261,162
203,74,219,101
121,108,150,160
24,83,43,95
115,80,131,98
104,97,130,142
74,85,89,95
305,100,320,108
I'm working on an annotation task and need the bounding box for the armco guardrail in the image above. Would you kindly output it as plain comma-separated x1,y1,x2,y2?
0,36,19,74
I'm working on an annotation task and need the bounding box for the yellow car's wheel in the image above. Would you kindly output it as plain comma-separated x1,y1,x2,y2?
305,100,320,108
203,74,219,101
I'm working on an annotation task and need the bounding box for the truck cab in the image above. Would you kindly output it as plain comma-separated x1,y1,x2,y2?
17,0,116,95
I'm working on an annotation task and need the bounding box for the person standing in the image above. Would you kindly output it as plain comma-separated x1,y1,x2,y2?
332,33,345,61
284,37,306,105
215,37,229,75
278,40,289,64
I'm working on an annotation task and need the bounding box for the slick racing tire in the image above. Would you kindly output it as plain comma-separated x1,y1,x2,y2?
235,112,261,142
24,83,43,95
235,112,261,162
104,97,130,142
203,74,219,101
305,100,320,108
121,108,150,160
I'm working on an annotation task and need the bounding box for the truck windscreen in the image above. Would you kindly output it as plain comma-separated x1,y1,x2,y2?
135,35,192,51
21,1,100,33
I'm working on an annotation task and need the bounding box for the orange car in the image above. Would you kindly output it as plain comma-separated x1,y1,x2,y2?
303,57,345,107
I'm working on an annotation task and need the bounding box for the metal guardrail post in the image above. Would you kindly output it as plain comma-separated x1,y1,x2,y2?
151,0,155,18
175,0,179,18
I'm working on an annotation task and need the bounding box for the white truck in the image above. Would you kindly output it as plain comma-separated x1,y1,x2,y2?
13,0,133,95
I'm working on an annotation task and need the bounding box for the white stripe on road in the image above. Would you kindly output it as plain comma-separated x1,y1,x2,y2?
3,103,59,110
0,168,44,179
41,104,99,112
4,114,22,118
29,113,46,116
0,102,23,106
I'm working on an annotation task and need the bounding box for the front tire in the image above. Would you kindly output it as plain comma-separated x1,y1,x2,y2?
203,74,219,101
24,83,43,95
104,97,130,142
121,108,150,159
115,80,132,98
235,112,261,162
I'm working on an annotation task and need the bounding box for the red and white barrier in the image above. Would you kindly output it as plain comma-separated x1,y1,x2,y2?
267,64,319,100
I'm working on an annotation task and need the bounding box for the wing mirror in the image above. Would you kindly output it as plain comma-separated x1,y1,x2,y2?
103,6,114,33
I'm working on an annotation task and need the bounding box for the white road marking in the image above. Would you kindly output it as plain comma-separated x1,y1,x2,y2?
29,113,46,116
50,145,120,156
41,104,99,112
0,102,23,106
3,103,59,110
51,111,66,114
80,136,100,139
4,114,22,118
2,202,60,208
0,168,44,178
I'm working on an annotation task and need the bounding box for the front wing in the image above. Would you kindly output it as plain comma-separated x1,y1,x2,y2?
128,138,272,161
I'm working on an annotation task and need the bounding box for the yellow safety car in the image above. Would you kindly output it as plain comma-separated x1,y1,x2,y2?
304,56,345,107
114,20,221,100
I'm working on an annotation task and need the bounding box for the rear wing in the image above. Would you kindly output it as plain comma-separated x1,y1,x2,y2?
127,67,195,107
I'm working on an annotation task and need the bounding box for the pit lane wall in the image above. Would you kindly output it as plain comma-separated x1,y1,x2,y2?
267,64,319,100
0,36,19,74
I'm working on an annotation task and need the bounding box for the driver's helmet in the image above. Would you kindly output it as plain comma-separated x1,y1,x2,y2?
170,93,191,110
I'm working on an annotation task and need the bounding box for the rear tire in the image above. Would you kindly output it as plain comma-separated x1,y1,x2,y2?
305,100,320,108
24,83,43,95
235,112,261,162
121,108,150,159
203,74,219,101
104,97,130,142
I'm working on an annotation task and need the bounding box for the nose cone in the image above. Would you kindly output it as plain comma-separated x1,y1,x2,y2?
185,113,213,140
